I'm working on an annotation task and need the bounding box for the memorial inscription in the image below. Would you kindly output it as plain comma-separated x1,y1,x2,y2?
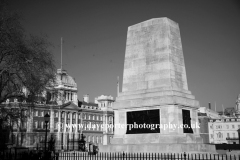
182,109,193,133
126,109,160,134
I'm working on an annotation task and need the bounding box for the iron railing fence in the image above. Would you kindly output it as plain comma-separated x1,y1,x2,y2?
56,152,240,160
1,151,240,160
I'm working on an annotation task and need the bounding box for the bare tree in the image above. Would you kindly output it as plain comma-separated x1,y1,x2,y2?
0,1,56,104
0,1,56,148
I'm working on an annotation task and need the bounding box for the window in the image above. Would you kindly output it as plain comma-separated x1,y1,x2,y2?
100,136,102,143
35,111,38,117
216,125,222,129
93,124,96,131
96,116,99,120
100,116,103,121
55,122,58,129
238,125,240,129
41,111,44,117
35,121,38,129
67,113,70,119
92,115,95,120
96,123,99,131
73,113,76,119
92,136,95,143
217,132,222,139
89,115,91,120
232,125,235,129
41,122,44,129
13,122,17,129
40,136,43,142
227,133,230,138
78,114,81,119
83,114,86,119
233,133,235,138
23,122,27,128
96,136,99,143
109,116,113,122
226,125,229,129
88,136,90,142
55,112,58,118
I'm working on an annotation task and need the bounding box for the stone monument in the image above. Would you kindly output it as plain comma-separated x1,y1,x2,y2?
100,18,216,153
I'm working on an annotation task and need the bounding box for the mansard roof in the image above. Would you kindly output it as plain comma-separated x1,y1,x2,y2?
60,101,80,111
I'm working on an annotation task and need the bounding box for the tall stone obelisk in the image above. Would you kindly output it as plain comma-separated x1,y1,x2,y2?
100,18,215,153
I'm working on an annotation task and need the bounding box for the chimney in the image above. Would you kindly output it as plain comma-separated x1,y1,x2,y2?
208,102,211,110
94,97,98,104
83,94,89,103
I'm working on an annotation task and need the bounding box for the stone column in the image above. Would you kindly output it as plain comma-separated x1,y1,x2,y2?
69,112,73,150
74,112,79,149
75,112,78,133
70,112,73,132
50,107,54,133
63,111,67,149
63,112,67,132
65,91,67,101
58,111,61,132
79,113,83,134
56,110,61,150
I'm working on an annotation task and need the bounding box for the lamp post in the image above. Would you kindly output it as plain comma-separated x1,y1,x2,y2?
44,113,50,155
237,129,240,144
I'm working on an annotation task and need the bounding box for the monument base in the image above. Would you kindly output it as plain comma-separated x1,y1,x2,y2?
99,143,216,153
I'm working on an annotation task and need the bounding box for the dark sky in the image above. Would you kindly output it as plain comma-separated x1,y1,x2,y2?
8,0,240,111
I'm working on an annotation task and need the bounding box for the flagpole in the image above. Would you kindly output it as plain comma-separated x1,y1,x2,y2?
61,37,63,70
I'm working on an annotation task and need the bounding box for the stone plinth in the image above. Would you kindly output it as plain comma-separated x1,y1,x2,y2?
99,18,216,153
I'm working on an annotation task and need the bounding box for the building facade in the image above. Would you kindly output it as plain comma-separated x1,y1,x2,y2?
208,118,240,144
1,68,114,151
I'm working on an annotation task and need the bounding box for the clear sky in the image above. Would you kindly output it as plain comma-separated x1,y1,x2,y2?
8,0,240,111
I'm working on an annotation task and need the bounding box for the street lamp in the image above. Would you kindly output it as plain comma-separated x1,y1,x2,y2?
237,129,240,144
44,113,50,154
